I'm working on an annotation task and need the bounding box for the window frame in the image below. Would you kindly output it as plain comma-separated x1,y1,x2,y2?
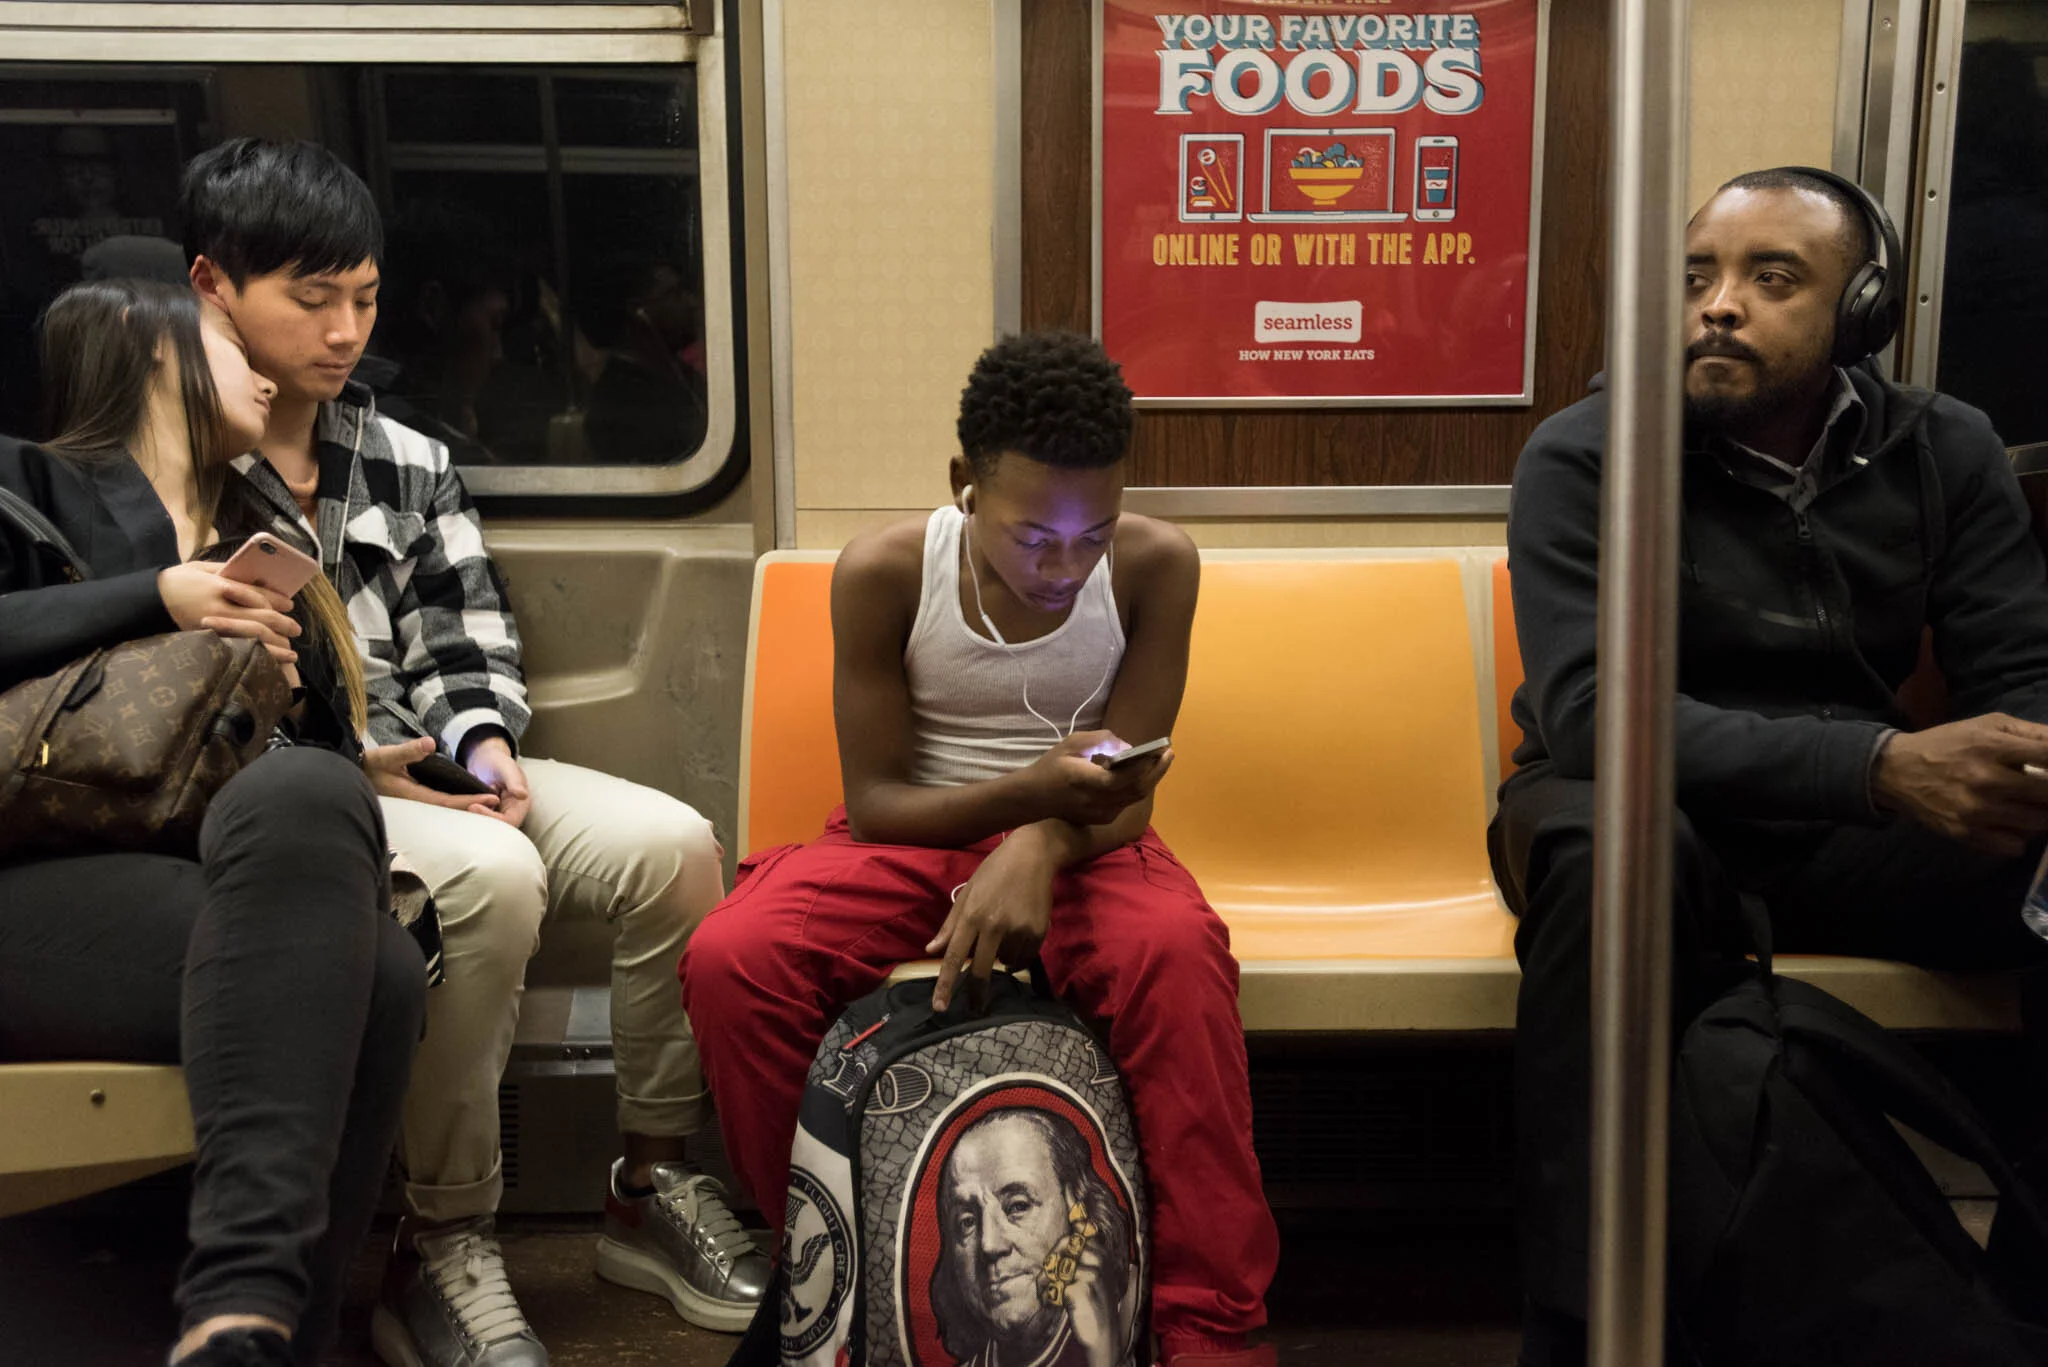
0,1,741,501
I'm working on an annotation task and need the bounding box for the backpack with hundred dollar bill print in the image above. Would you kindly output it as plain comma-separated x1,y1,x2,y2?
730,969,1151,1367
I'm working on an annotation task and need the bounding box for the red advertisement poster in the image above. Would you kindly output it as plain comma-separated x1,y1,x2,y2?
1095,1,1547,405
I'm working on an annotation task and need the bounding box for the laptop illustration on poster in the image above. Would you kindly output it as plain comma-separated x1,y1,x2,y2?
1178,133,1244,223
1250,128,1407,223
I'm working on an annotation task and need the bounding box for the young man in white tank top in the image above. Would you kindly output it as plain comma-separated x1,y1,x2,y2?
683,333,1278,1367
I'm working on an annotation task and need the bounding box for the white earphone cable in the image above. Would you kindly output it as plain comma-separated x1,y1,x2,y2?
961,500,1117,745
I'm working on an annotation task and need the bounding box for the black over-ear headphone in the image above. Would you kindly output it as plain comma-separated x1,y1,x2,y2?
1767,166,1903,366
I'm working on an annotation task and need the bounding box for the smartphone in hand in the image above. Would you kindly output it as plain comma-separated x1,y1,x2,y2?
1096,736,1170,770
408,752,495,796
218,533,320,598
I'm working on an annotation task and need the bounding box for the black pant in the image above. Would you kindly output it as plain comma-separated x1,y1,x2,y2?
1490,761,2048,1320
0,746,426,1363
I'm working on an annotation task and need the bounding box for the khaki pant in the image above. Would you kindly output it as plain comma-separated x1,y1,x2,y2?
383,757,724,1222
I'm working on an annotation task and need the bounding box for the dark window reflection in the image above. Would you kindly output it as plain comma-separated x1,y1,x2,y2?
555,73,698,149
1937,19,2048,449
0,64,711,469
380,71,542,144
0,70,211,438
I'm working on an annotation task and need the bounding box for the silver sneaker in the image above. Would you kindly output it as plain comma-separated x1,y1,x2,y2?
371,1217,548,1367
596,1158,771,1332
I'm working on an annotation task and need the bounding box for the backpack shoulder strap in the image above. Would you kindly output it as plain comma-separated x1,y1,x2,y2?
0,485,91,583
724,1282,782,1366
1776,977,2048,1240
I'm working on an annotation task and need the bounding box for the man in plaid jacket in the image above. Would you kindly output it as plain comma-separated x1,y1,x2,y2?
184,138,767,1367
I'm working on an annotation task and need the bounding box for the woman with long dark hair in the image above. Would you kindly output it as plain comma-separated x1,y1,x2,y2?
0,278,428,1367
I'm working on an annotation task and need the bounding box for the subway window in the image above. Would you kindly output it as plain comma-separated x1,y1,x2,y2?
1935,1,2048,449
0,62,724,477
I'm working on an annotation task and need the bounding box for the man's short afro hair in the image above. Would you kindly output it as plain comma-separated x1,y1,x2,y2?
956,331,1135,474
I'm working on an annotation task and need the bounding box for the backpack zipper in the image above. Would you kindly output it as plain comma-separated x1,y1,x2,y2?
841,1015,891,1051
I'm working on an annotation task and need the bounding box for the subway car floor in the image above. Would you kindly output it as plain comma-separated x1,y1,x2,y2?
0,1190,1526,1366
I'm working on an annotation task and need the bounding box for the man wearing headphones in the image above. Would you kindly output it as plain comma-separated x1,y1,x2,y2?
1495,168,2048,1364
682,332,1279,1367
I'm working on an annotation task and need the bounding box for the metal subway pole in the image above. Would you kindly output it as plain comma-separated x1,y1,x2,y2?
1589,0,1690,1360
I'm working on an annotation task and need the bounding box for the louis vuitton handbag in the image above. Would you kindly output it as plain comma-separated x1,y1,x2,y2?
0,485,292,860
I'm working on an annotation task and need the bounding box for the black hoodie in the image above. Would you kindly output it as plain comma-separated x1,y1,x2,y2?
1505,367,2048,824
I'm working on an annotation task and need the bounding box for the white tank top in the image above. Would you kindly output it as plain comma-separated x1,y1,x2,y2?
904,505,1126,787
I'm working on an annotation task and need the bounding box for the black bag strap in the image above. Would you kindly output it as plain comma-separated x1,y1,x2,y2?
1735,890,1775,977
0,485,90,583
725,1280,781,1366
0,651,98,806
1775,976,2048,1249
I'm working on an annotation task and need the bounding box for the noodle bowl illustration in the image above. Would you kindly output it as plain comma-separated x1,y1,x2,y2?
1286,142,1366,210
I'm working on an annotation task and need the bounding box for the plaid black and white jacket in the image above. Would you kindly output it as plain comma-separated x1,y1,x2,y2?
235,382,529,755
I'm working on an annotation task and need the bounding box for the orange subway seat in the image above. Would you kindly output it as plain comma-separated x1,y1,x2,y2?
1154,557,1513,962
740,556,843,856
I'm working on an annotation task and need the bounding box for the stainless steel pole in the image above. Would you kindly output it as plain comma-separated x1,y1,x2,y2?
1589,0,1690,1358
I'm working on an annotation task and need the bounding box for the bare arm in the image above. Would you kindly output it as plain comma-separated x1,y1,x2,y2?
832,526,1031,844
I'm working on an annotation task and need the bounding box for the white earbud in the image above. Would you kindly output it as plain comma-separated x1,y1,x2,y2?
960,487,1008,646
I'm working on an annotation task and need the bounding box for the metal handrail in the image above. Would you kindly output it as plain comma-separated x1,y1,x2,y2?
1588,0,1690,1359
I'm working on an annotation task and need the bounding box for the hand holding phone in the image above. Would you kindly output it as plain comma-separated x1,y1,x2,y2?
218,532,320,598
1095,736,1171,770
408,751,496,797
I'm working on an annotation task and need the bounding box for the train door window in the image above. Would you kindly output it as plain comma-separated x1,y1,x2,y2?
0,6,735,500
1934,0,2048,449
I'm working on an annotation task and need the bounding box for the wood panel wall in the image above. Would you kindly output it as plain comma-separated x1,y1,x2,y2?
1022,0,1611,487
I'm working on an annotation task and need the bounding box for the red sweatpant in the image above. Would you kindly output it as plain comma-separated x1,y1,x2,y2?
680,809,1279,1355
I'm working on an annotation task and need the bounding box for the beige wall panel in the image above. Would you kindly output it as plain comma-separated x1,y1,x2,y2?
783,0,994,513
1175,518,1507,549
796,507,925,548
796,507,1506,552
1688,0,1842,211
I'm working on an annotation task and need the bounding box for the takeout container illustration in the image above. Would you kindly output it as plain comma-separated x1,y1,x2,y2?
1287,143,1366,210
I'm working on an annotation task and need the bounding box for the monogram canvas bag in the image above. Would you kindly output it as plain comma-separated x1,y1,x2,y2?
0,485,292,859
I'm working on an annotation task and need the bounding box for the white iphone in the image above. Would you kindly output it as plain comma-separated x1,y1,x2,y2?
1098,736,1171,770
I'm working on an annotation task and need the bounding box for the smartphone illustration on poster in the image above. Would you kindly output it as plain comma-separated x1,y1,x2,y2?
1414,136,1459,220
1179,133,1244,223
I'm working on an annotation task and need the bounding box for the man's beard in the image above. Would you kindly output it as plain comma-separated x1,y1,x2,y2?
1682,334,1813,433
1679,332,1843,438
1685,384,1779,431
